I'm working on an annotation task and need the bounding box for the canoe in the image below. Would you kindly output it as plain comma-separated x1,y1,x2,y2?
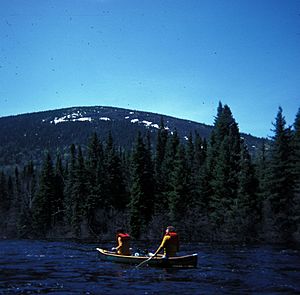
96,248,198,268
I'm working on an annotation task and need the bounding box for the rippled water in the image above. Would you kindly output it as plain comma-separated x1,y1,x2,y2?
0,240,300,294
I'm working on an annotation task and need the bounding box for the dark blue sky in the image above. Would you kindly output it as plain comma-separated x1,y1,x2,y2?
0,0,299,137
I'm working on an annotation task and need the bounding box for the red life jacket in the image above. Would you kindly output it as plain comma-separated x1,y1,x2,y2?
164,232,179,253
116,233,131,255
116,233,131,242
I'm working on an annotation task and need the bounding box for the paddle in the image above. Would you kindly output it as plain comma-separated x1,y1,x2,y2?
135,255,154,268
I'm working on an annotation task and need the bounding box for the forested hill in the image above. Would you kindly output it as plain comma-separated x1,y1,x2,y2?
0,103,299,243
0,106,262,170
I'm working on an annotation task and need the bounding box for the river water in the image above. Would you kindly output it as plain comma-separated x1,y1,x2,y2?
0,240,300,294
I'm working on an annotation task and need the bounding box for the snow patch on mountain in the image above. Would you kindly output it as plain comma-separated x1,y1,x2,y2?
44,108,172,133
49,112,92,124
130,118,164,129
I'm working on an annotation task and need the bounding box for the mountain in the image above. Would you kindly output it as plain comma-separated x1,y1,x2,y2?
0,106,263,170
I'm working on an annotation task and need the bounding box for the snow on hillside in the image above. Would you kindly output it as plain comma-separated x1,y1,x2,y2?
44,108,169,130
50,114,92,124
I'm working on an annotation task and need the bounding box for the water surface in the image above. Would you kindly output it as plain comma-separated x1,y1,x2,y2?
0,240,299,294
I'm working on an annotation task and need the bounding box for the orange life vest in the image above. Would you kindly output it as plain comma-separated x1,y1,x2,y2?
164,232,179,257
116,233,131,255
117,233,131,241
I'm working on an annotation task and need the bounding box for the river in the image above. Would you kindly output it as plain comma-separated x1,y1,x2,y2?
0,240,299,294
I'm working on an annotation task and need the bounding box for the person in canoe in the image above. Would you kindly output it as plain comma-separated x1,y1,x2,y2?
111,228,131,255
152,226,179,258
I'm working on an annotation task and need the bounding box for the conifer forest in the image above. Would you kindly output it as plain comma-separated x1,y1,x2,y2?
1,103,300,243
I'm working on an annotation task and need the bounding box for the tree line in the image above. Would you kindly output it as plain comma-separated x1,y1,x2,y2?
0,103,299,243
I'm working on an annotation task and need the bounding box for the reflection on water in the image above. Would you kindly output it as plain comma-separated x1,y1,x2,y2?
0,240,300,294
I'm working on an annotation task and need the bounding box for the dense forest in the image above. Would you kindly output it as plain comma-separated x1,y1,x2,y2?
1,103,299,243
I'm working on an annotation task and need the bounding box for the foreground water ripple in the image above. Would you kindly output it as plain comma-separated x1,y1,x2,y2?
0,240,300,294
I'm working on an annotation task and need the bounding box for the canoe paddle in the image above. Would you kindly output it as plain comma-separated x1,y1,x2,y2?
136,255,154,268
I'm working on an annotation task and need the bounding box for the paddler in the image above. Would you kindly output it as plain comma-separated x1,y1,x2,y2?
152,226,179,258
111,228,131,255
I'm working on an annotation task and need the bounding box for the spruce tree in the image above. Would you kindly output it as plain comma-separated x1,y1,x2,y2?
53,154,65,222
104,132,128,210
144,131,155,222
22,161,36,210
71,146,88,235
255,140,269,231
160,129,180,211
204,103,261,241
235,140,259,237
32,153,56,236
291,108,300,239
266,107,294,241
64,144,77,226
292,108,300,192
129,132,154,238
191,132,209,210
207,104,242,232
86,133,105,230
0,171,9,212
13,167,24,236
168,144,188,228
154,117,169,212
209,136,233,227
18,161,37,237
0,171,9,233
63,144,88,235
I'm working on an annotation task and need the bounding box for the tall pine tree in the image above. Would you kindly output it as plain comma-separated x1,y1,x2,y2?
265,107,294,241
207,103,253,240
168,144,189,229
104,132,128,210
291,108,300,240
129,132,154,238
32,153,56,236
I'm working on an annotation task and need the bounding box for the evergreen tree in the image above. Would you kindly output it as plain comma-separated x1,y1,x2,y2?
194,132,207,170
144,131,155,222
266,107,294,241
64,144,77,225
255,141,268,198
186,132,195,172
18,161,37,237
235,140,259,237
129,132,155,238
168,144,188,228
87,133,103,172
53,154,65,222
86,133,105,229
207,104,242,234
255,140,269,230
291,108,300,238
154,118,169,211
104,132,128,210
209,136,233,227
22,161,36,210
185,133,197,208
32,153,56,236
12,167,24,236
0,171,10,234
191,132,209,209
0,171,9,212
160,129,180,211
71,146,88,235
292,108,300,191
86,133,103,204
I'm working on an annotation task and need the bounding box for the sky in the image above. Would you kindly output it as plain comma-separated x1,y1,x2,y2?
0,0,299,138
